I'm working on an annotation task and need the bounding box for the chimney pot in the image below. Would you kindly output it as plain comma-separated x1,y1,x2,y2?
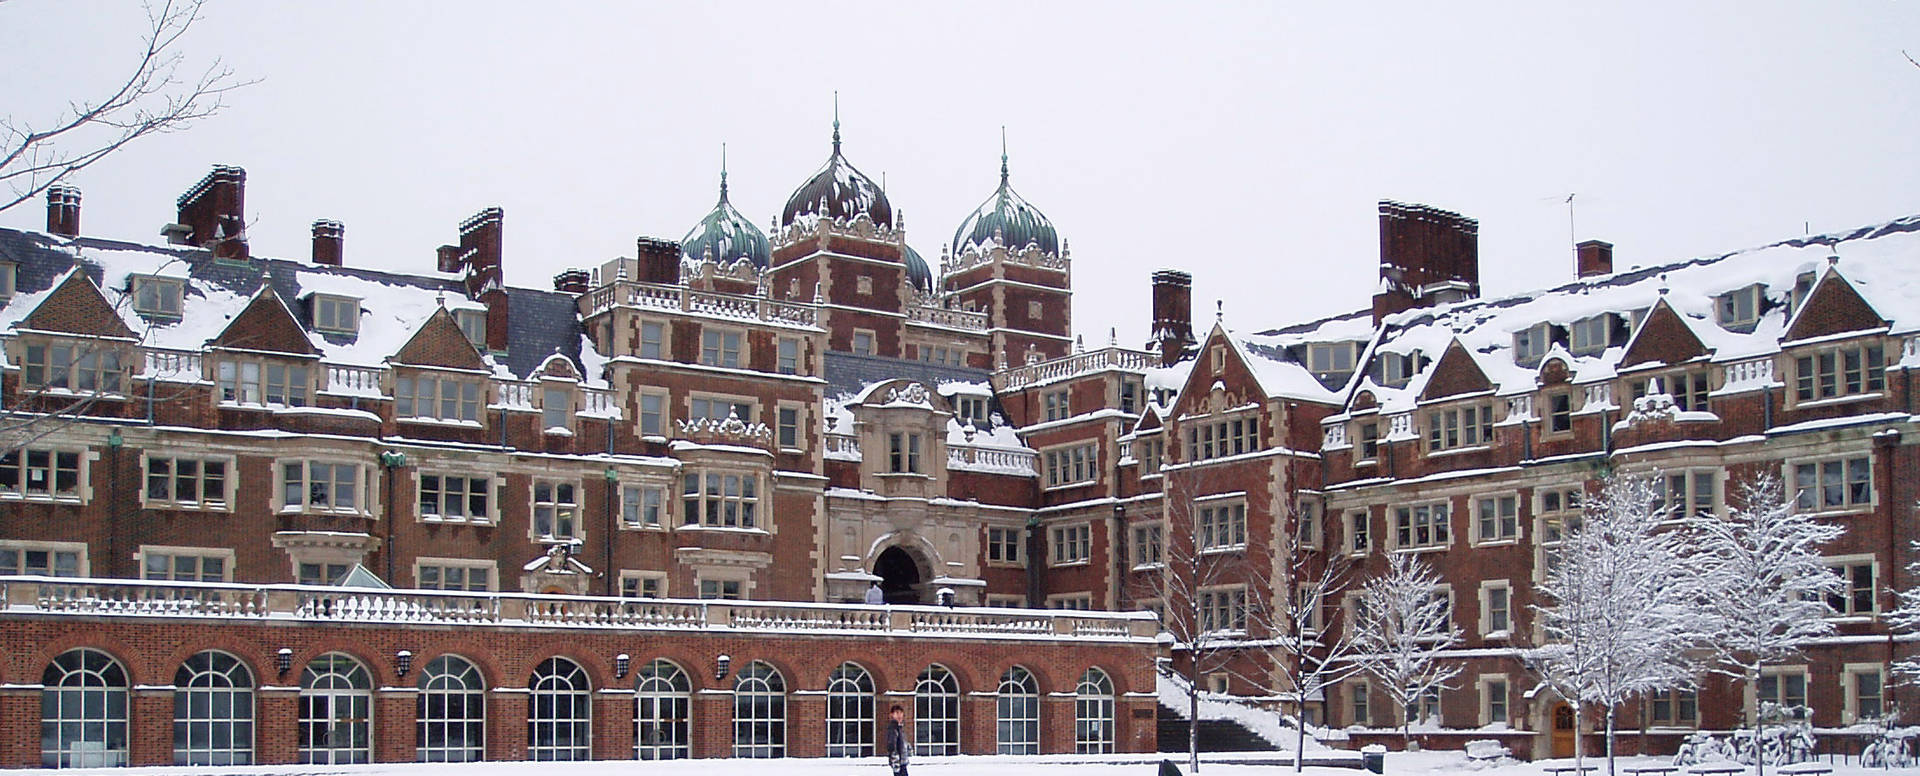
1372,200,1479,324
553,269,590,294
176,164,248,259
45,185,81,237
311,219,345,266
1575,239,1613,278
1148,269,1196,367
634,236,683,285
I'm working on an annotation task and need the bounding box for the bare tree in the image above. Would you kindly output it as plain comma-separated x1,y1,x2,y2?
2,0,249,212
1689,474,1843,776
1262,543,1364,771
1139,461,1278,773
1350,551,1464,750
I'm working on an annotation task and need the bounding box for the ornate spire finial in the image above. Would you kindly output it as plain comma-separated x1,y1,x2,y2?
832,92,841,155
1216,299,1224,323
1000,126,1009,186
718,142,729,203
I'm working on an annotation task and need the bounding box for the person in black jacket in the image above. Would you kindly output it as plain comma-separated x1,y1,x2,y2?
886,704,910,776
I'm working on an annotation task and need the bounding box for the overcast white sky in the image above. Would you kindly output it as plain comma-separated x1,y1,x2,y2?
4,2,1917,345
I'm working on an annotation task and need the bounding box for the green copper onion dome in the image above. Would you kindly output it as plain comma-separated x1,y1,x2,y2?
780,117,894,229
952,144,1058,257
903,243,933,295
681,160,771,269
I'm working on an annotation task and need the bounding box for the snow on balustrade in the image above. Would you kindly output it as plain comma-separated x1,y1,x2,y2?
495,381,535,409
143,348,203,382
996,346,1157,391
21,578,268,618
579,386,620,419
825,433,862,460
946,445,1038,476
1,577,1157,641
1321,423,1349,449
582,281,818,328
323,363,384,398
1721,356,1777,392
1386,412,1416,440
1583,381,1616,410
907,304,989,331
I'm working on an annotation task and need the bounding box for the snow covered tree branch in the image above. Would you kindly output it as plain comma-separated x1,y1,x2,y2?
1528,471,1701,776
1350,551,1463,750
1,0,251,213
1687,473,1841,776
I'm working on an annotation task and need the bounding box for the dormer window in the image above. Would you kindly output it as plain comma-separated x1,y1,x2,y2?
1373,352,1415,388
131,275,182,318
1569,315,1618,356
312,295,360,335
0,262,15,300
1307,343,1355,378
1716,285,1762,328
456,309,487,347
1512,324,1551,365
954,395,988,427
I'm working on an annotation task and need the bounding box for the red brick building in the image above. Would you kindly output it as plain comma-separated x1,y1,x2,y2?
1,135,1916,767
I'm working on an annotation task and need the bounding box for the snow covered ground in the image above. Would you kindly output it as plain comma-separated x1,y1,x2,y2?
17,751,1912,776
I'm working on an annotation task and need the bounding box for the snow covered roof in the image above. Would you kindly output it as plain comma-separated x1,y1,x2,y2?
0,228,590,380
1252,214,1920,417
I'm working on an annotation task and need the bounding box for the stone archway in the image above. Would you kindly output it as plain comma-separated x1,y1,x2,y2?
874,545,928,604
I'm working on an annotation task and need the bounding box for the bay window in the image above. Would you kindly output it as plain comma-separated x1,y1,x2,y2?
681,469,760,529
1426,403,1492,452
280,461,367,514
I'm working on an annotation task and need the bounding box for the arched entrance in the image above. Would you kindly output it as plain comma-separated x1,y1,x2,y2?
874,546,925,604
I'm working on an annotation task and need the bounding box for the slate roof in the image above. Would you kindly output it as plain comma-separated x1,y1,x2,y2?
0,227,587,380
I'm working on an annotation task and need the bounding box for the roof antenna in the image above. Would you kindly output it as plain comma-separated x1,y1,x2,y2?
832,91,841,155
719,142,729,203
1000,126,1010,186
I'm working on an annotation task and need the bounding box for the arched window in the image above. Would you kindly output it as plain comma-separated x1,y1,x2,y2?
529,657,591,761
635,659,690,760
732,661,786,758
42,648,129,768
299,653,371,764
417,655,485,762
996,666,1040,755
1075,668,1115,754
825,662,875,757
915,664,960,756
174,651,253,765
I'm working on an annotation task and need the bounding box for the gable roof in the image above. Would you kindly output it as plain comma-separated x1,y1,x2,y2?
1418,339,1493,401
16,267,137,340
1616,297,1709,370
1782,266,1889,343
209,285,320,355
392,307,488,370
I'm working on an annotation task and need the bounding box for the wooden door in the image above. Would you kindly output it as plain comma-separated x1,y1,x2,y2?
1551,703,1577,758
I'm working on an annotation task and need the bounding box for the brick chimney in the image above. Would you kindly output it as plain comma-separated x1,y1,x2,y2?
311,220,344,266
176,165,248,260
635,237,682,285
1576,239,1613,278
45,185,81,237
553,269,590,294
454,207,508,352
1372,201,1479,325
436,245,462,274
1148,269,1196,367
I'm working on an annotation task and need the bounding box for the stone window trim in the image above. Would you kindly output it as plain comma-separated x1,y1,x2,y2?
1477,674,1510,728
0,539,90,576
1756,665,1809,714
694,567,755,600
20,336,132,397
415,471,497,525
1785,453,1876,516
136,545,234,582
1129,521,1164,571
773,402,806,452
1478,579,1513,639
985,525,1025,567
539,381,575,433
1542,390,1576,436
1423,400,1495,455
1198,584,1249,636
1418,584,1457,640
1841,662,1887,724
140,451,236,510
1786,339,1888,408
1049,523,1092,567
620,569,669,598
275,458,374,517
636,388,670,438
678,467,765,532
636,318,670,361
1391,500,1452,552
616,479,672,531
698,326,748,369
412,556,497,591
271,531,377,584
529,477,582,544
392,369,485,425
1196,499,1248,555
310,293,362,335
687,390,758,425
775,335,804,376
214,354,314,409
1824,553,1879,620
0,446,93,504
850,328,877,357
1040,442,1098,490
984,594,1026,608
1470,491,1523,547
1348,678,1372,727
1345,509,1372,557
